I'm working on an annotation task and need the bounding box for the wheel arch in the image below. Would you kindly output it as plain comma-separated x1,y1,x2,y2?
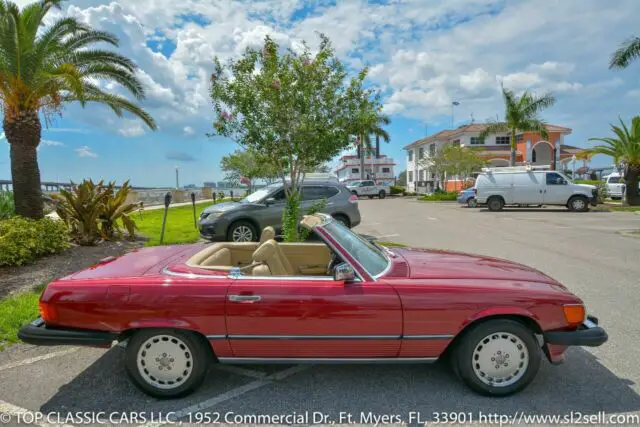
119,326,217,360
331,212,351,227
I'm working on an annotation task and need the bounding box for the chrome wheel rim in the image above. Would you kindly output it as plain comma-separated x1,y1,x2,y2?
472,332,529,387
137,335,193,390
232,225,253,242
573,199,585,210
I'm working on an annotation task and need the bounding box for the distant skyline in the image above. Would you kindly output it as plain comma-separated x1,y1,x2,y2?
2,0,638,187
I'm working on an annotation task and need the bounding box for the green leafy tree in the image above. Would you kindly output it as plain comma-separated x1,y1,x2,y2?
420,144,485,191
479,87,556,166
220,149,277,192
610,36,640,69
209,34,376,241
396,170,407,186
589,116,640,206
0,0,157,219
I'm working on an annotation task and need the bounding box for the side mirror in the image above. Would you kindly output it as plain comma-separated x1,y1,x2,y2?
264,197,276,205
333,262,355,282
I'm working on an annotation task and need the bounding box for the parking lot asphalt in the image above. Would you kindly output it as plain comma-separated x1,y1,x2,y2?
1,198,639,426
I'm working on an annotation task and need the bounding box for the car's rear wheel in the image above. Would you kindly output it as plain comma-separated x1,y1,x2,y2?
227,220,258,242
453,319,540,396
487,196,504,211
568,196,589,212
126,329,210,398
378,190,386,199
467,197,477,208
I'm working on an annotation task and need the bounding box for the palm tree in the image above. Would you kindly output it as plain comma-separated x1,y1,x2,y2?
589,116,640,206
610,36,640,69
479,87,556,166
358,113,390,180
1,0,157,219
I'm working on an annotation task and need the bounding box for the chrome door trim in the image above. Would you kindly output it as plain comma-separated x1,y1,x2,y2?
218,357,438,364
228,334,401,340
228,295,261,303
403,334,454,340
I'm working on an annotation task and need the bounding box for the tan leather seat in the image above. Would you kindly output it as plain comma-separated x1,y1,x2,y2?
260,226,276,244
252,239,295,276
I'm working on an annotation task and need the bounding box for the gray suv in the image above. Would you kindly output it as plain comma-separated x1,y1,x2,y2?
199,180,361,242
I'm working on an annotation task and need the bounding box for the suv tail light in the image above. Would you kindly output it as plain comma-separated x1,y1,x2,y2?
348,194,358,204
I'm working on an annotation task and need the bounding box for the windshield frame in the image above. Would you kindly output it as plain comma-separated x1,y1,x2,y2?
315,217,391,281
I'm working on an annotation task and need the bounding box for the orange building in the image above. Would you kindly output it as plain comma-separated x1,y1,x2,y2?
404,123,587,193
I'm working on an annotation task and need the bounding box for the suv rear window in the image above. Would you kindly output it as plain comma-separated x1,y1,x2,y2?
302,186,339,200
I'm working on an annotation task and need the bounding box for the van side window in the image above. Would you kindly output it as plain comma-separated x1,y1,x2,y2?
546,173,566,185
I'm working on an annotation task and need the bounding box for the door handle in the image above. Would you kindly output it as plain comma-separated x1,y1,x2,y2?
228,295,261,303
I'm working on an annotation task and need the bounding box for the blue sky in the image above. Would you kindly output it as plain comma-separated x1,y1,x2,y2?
2,0,639,187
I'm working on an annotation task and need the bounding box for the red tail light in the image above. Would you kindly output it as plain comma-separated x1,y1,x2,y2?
348,195,358,204
39,300,58,324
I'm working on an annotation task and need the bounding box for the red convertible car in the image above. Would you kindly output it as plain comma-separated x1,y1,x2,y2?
19,213,607,398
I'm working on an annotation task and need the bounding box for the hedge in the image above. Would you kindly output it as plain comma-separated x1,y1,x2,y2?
0,217,70,267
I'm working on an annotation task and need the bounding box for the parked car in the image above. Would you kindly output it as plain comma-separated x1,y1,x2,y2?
347,180,388,199
20,213,607,399
475,168,598,212
456,188,477,207
198,180,360,242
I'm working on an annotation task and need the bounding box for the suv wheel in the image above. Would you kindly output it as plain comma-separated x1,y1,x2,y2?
487,197,504,211
227,221,258,242
568,196,589,212
378,190,386,199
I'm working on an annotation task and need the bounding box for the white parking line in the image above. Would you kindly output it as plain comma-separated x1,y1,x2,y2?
426,217,437,220
0,348,78,373
0,399,74,427
138,365,311,427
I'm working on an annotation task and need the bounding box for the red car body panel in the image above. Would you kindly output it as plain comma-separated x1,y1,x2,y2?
38,228,584,363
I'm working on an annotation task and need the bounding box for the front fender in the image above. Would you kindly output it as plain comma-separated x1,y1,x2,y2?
458,306,541,333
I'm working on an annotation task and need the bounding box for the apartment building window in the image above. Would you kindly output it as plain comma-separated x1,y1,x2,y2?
419,170,425,180
516,134,523,143
408,171,413,182
470,137,483,145
351,168,359,173
408,150,413,161
419,147,425,159
496,136,510,145
429,143,436,155
452,139,461,147
382,167,390,173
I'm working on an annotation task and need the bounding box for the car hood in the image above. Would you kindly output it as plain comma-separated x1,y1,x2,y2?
202,201,245,213
393,247,561,285
576,183,596,190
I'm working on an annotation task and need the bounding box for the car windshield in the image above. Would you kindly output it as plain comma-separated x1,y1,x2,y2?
323,220,389,277
609,177,621,184
241,185,279,203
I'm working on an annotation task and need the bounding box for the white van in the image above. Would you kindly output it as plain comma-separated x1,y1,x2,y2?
475,167,598,212
604,173,625,199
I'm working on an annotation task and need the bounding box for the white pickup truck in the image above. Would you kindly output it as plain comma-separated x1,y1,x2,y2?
346,180,388,199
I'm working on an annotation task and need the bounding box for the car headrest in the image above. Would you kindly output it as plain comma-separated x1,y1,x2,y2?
253,239,277,262
260,226,276,243
300,214,323,230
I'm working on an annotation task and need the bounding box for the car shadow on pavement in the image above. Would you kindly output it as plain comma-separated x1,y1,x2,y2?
37,346,639,419
477,208,606,213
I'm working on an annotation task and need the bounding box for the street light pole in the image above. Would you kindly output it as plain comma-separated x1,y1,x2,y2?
451,101,460,128
571,155,576,180
175,166,179,189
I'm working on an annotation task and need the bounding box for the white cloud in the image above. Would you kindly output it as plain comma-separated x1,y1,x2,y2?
527,62,575,75
627,89,640,98
118,122,146,138
41,139,65,147
75,146,98,158
183,126,195,136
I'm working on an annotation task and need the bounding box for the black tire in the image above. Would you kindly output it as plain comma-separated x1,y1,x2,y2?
467,197,477,208
126,329,211,398
226,220,258,242
332,214,350,228
379,190,386,199
452,319,541,397
568,196,589,212
487,196,504,211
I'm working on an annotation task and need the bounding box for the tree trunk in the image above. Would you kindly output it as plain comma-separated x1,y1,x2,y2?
624,164,640,206
375,134,380,158
360,135,365,180
4,110,44,219
510,129,516,166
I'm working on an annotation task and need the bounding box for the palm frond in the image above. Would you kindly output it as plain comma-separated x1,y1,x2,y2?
610,36,640,69
81,63,145,99
522,92,556,116
478,121,508,140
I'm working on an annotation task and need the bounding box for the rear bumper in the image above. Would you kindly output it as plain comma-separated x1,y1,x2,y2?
18,318,119,347
543,315,608,347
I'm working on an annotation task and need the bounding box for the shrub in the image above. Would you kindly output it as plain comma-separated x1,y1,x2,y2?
419,191,458,201
100,181,140,240
575,179,602,186
0,191,15,219
389,185,405,195
0,217,69,266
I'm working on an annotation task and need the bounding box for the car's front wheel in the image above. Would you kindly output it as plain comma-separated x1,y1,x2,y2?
126,329,210,398
227,220,258,242
452,319,541,396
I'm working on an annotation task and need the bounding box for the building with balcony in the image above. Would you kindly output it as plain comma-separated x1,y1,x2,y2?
404,123,587,193
335,154,396,185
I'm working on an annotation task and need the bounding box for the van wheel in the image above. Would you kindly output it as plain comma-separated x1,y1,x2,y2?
487,197,504,211
126,329,210,398
453,319,541,396
379,190,386,199
568,196,589,212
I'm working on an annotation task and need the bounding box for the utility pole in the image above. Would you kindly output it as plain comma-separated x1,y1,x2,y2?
175,166,179,189
451,101,460,128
